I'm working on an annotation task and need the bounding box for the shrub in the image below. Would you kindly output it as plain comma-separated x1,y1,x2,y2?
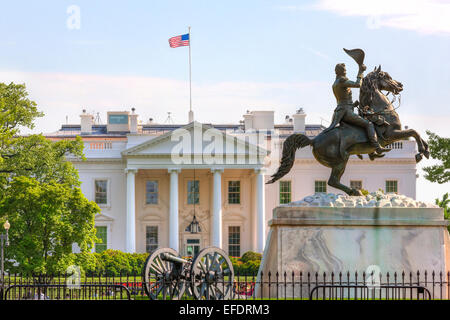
231,251,261,276
241,251,262,263
72,250,149,276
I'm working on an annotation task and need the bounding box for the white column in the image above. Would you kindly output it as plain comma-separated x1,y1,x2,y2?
125,168,137,253
211,168,224,248
255,168,266,253
169,168,181,251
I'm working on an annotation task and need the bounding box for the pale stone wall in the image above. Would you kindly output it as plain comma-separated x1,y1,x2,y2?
134,168,255,255
257,202,449,298
74,161,127,252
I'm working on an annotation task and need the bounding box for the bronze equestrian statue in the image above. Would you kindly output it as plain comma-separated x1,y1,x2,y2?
267,48,430,196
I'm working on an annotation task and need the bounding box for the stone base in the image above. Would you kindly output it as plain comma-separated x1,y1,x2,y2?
256,203,450,298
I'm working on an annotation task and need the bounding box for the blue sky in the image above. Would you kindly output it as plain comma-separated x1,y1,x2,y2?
0,0,448,201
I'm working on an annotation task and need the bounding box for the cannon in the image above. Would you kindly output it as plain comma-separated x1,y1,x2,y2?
142,246,235,300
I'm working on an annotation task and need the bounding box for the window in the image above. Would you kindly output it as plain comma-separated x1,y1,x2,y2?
95,180,108,204
228,226,241,257
228,181,241,204
187,180,199,204
146,226,158,253
386,180,398,193
315,180,327,193
185,239,200,256
146,181,159,204
350,180,362,190
279,181,292,204
95,226,107,253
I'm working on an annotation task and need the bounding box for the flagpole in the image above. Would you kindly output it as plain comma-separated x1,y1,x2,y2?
188,26,193,122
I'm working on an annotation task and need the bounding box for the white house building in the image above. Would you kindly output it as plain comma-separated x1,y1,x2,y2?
45,108,418,256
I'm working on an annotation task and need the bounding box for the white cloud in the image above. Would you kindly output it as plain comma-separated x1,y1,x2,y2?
313,0,450,35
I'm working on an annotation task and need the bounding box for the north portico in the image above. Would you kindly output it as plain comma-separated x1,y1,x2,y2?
120,121,268,254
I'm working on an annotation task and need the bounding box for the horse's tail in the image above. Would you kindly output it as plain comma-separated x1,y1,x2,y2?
266,134,312,184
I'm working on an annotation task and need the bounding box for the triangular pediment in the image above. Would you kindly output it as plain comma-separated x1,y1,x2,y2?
122,121,268,158
95,212,114,222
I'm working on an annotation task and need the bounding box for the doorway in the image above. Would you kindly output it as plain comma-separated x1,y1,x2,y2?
184,238,201,257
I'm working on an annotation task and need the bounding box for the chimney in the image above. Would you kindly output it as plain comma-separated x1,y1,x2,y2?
80,109,93,135
188,110,194,123
292,108,306,133
243,110,275,131
243,110,253,131
129,107,138,134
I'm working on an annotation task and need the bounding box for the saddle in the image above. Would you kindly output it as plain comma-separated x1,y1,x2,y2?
337,121,388,160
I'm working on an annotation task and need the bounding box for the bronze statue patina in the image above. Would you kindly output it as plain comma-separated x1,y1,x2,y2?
324,48,390,156
267,48,430,196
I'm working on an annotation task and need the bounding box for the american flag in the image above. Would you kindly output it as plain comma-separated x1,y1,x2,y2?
169,33,190,48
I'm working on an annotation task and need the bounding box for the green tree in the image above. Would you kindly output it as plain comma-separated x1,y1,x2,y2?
0,82,99,274
423,131,450,184
436,193,450,232
2,177,98,274
0,82,42,161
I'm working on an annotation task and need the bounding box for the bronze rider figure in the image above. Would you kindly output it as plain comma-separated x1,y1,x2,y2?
324,62,390,155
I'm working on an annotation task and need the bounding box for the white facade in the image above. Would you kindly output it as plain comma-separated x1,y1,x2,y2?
47,109,417,256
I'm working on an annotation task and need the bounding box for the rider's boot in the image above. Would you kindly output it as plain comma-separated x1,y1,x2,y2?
373,143,391,154
366,123,390,154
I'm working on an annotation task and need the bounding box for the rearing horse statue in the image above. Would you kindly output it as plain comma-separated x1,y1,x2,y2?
267,66,429,196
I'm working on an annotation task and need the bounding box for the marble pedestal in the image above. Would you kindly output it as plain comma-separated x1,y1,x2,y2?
256,204,450,298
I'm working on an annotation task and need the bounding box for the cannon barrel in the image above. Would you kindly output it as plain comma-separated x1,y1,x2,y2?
160,253,189,264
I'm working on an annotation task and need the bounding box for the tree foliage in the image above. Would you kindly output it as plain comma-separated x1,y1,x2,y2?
423,131,450,184
436,193,450,232
0,82,99,274
0,82,42,158
2,177,98,274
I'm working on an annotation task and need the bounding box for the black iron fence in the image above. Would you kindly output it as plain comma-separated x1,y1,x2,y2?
1,272,145,300
1,270,449,300
256,270,448,300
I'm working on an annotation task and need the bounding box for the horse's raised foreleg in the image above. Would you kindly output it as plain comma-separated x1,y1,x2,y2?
386,129,427,162
328,160,361,196
421,137,430,158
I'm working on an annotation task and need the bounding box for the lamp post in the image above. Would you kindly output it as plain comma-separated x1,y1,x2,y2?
1,220,10,300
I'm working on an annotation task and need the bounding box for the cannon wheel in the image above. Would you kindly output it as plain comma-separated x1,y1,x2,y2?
190,246,234,300
142,248,186,300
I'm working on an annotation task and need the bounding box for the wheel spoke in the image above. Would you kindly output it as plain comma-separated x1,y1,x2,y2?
209,285,217,299
200,282,207,299
155,256,166,273
199,260,208,274
216,284,226,298
151,261,164,274
155,280,165,297
205,255,210,271
211,254,222,272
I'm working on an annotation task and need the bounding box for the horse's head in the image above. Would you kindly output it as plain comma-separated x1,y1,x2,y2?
370,65,403,94
360,65,403,108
